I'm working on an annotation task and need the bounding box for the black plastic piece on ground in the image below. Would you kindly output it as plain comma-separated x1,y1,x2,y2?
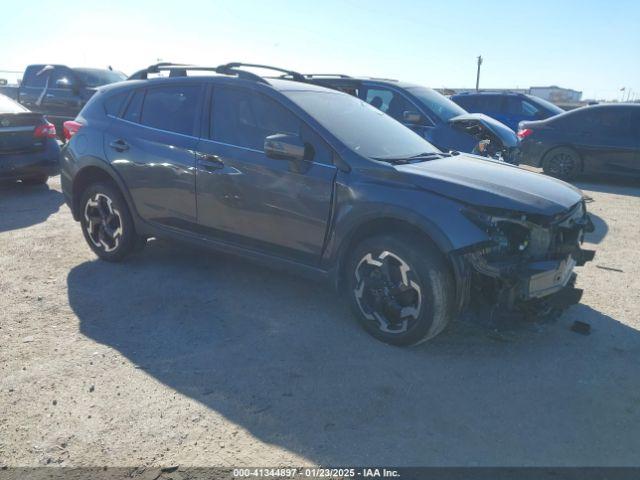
571,320,591,335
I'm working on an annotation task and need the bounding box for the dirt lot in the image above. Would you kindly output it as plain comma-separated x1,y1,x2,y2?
1,174,639,467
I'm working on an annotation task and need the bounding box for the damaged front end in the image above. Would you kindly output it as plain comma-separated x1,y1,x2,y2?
457,200,595,320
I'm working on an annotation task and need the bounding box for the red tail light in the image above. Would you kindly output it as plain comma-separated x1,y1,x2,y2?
33,121,57,139
517,128,533,140
63,120,83,141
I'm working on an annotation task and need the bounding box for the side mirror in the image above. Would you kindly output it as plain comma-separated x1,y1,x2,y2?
403,110,422,124
264,133,306,162
55,77,75,90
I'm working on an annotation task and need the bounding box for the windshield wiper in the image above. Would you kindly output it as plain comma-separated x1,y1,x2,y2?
408,152,452,159
372,151,453,165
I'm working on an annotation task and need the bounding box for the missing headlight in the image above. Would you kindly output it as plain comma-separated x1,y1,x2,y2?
463,207,552,260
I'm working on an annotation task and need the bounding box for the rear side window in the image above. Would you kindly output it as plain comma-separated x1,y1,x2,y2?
22,66,47,87
104,92,128,116
140,85,201,136
452,96,475,110
581,108,632,135
212,88,300,150
474,95,503,112
505,97,540,117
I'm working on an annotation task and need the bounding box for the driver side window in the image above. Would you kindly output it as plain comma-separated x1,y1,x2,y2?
211,87,333,165
212,88,299,151
364,87,418,124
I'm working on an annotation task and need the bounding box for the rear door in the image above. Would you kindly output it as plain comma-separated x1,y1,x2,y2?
105,82,203,230
194,85,337,263
573,107,637,174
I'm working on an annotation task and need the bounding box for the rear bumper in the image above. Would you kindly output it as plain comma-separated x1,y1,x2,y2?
518,139,546,168
0,140,60,180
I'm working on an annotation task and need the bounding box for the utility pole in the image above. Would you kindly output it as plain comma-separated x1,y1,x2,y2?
475,56,483,92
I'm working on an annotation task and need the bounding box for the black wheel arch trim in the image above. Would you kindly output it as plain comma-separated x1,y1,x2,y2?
68,156,141,228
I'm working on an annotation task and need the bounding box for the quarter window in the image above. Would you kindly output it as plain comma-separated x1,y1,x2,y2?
104,92,128,116
123,90,144,123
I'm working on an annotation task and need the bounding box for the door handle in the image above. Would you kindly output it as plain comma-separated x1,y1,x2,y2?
109,139,129,152
198,153,224,170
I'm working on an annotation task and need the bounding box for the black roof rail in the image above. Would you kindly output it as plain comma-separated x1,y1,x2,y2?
126,62,269,84
127,62,305,85
128,62,190,80
217,63,306,82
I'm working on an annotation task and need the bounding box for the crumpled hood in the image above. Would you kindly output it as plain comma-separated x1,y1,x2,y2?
395,154,583,216
449,113,518,148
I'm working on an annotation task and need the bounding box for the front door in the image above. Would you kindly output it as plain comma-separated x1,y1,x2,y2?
195,86,337,263
360,84,439,145
105,83,203,230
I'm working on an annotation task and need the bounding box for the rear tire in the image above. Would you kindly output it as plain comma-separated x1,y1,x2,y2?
542,147,581,180
21,175,48,185
79,182,139,262
345,233,455,346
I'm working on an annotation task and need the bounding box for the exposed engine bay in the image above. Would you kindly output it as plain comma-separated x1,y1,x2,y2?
455,200,595,321
449,113,521,165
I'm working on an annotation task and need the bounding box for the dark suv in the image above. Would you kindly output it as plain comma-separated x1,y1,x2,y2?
60,63,594,346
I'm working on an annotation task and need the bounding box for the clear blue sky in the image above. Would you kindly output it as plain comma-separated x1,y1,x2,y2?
1,0,638,100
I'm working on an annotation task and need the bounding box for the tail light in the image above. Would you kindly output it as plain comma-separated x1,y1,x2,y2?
517,128,533,140
63,120,83,141
33,121,57,139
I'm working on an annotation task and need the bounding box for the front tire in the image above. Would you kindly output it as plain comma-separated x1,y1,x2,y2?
542,147,581,180
79,182,139,262
346,233,455,346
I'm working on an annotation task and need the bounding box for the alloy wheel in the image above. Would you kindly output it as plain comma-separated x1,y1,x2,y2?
547,152,576,178
353,251,423,333
84,193,123,252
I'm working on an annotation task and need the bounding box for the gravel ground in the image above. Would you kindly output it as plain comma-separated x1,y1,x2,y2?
1,174,639,468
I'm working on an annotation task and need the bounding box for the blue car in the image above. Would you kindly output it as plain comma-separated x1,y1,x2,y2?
297,75,519,163
451,91,565,131
0,94,60,185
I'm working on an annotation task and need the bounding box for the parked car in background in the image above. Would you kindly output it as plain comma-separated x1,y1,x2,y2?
293,74,519,163
0,64,126,137
518,103,640,180
0,94,60,185
60,63,594,346
451,91,565,131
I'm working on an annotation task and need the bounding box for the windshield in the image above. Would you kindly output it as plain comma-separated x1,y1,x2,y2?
286,91,439,159
73,68,126,87
525,94,565,116
406,86,467,121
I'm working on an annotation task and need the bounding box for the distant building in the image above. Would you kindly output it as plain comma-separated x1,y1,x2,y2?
528,86,582,103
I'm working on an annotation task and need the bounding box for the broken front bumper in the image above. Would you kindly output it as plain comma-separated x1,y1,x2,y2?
466,247,595,304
